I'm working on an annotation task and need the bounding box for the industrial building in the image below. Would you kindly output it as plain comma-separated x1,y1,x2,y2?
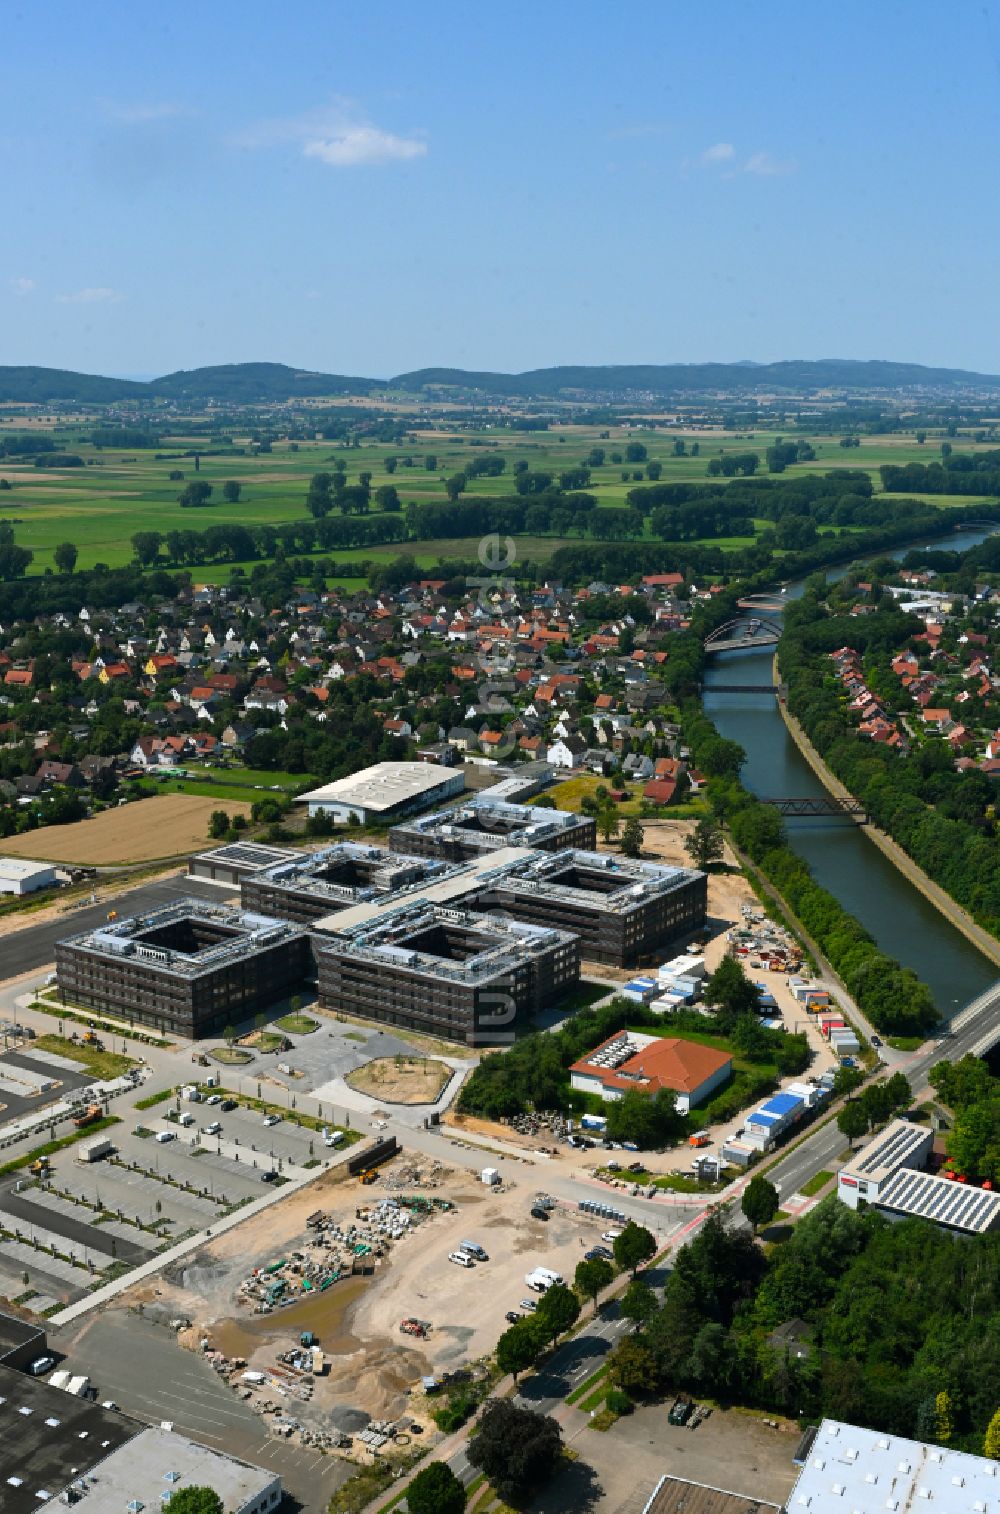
187,839,301,889
389,794,595,862
0,1312,278,1514
873,1167,1000,1234
72,1426,281,1514
569,1030,731,1114
450,848,707,966
0,858,58,896
55,899,311,1038
298,760,465,824
836,1118,935,1210
316,897,580,1045
786,1418,1000,1512
241,841,458,925
641,1477,779,1514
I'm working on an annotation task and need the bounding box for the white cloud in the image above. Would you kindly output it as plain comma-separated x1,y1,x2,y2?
701,141,736,164
238,99,427,168
11,277,36,296
101,100,190,123
56,287,125,305
303,125,426,167
743,150,796,176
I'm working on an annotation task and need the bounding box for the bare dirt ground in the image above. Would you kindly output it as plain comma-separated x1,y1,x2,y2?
345,1055,452,1104
0,795,252,865
107,1157,586,1430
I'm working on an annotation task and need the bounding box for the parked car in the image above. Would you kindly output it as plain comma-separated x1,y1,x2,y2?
204,1121,222,1136
871,1035,882,1048
519,1298,538,1312
505,1311,522,1324
260,1170,279,1183
220,1099,237,1112
205,1094,223,1106
263,1114,280,1127
602,1230,622,1244
28,1356,54,1376
155,1130,175,1144
669,1395,693,1426
448,1251,474,1268
530,1205,550,1221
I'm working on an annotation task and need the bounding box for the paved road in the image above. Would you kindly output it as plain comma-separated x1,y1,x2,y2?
0,875,235,977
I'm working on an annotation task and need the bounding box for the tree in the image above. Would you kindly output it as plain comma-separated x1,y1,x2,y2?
222,480,241,503
685,817,724,871
407,1461,465,1514
161,1491,223,1514
741,1174,780,1234
704,956,761,1019
496,1317,545,1381
306,473,333,518
574,1255,614,1309
983,1406,1000,1460
131,530,163,567
178,481,213,508
613,1221,657,1277
376,484,401,512
837,1100,869,1148
605,1086,680,1149
621,817,644,857
598,803,620,844
208,809,230,839
467,1399,562,1507
223,1025,236,1048
424,453,437,470
53,541,78,574
445,472,467,501
620,1278,657,1329
608,1335,658,1396
536,1281,581,1344
935,1389,954,1443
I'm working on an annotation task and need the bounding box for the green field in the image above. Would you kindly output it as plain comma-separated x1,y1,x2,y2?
0,417,986,577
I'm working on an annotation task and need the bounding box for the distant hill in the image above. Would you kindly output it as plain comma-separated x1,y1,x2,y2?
0,367,149,403
388,359,1000,397
0,362,382,405
3,357,1000,406
152,362,383,402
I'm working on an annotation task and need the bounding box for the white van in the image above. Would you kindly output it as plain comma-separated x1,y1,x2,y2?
448,1251,474,1268
178,1112,195,1128
524,1269,552,1292
155,1130,175,1144
535,1266,563,1285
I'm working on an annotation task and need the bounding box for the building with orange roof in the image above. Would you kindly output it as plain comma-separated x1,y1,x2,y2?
569,1031,731,1113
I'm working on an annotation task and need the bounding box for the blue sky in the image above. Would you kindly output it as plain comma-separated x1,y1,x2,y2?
4,0,1000,378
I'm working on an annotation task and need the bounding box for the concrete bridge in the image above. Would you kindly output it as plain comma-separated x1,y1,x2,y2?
704,617,782,654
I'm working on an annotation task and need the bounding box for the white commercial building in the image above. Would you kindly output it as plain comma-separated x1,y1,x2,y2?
298,761,465,824
786,1418,1000,1512
0,858,57,895
73,1426,280,1514
836,1117,934,1211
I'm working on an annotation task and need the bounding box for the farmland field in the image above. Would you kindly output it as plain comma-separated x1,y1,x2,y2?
0,415,991,578
0,794,252,865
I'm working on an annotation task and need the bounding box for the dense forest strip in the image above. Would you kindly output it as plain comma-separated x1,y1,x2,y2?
775,656,1000,970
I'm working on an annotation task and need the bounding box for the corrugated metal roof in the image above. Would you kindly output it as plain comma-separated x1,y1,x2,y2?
876,1169,1000,1234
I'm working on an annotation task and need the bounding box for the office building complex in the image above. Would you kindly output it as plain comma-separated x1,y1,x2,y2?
389,795,595,862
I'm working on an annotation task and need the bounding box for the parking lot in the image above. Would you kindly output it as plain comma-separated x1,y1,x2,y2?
0,1046,92,1123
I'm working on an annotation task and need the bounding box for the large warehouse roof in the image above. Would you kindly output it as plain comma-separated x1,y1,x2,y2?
786,1418,1000,1512
299,762,462,814
875,1168,1000,1234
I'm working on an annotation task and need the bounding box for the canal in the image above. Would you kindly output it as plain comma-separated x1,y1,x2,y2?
702,526,1000,1017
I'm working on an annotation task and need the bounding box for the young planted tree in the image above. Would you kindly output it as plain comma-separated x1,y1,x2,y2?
837,1099,870,1149
496,1317,546,1382
620,1278,657,1330
621,817,644,857
536,1281,581,1346
684,817,725,870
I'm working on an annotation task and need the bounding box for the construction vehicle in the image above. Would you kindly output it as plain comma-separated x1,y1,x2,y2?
81,1030,103,1049
400,1318,429,1338
72,1104,102,1129
30,1157,51,1177
299,1331,317,1348
358,1170,378,1185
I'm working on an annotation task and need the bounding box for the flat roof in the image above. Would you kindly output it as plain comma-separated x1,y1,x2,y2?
59,899,305,977
191,841,300,869
254,842,456,901
393,795,588,844
73,1425,276,1514
643,1475,780,1514
313,847,528,932
786,1417,1000,1512
571,1031,731,1095
0,1363,136,1514
875,1168,1000,1234
298,761,462,813
0,1312,44,1364
843,1117,932,1184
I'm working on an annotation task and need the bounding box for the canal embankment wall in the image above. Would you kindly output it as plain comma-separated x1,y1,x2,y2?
774,654,1000,971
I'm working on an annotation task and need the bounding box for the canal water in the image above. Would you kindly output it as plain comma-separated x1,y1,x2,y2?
703,526,1000,1017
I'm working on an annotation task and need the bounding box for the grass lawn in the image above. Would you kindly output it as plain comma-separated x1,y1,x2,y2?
799,1169,834,1197
32,1033,137,1081
274,1013,319,1034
